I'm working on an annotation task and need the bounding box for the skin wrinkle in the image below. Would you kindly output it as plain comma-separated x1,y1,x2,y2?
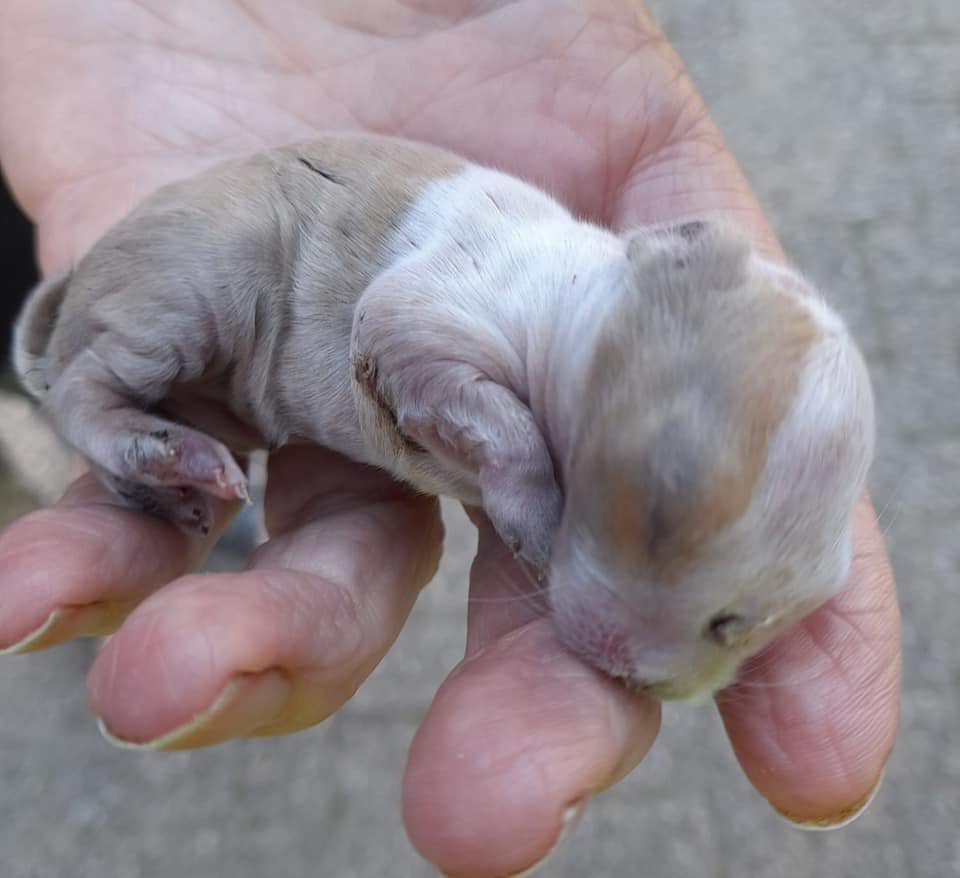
123,54,275,143
559,0,653,53
265,473,418,535
393,59,475,136
234,0,318,74
169,614,216,709
585,51,642,168
660,77,717,145
447,52,548,98
617,62,687,158
618,181,769,246
126,3,301,71
254,571,326,642
128,83,238,154
730,603,898,795
272,571,364,670
820,603,896,672
803,614,886,708
127,0,192,43
547,9,596,62
619,132,748,186
763,688,823,780
125,601,191,711
392,0,510,25
101,620,124,706
187,570,366,678
807,702,866,791
285,574,368,673
114,37,341,165
604,131,688,229
164,84,276,151
128,0,194,35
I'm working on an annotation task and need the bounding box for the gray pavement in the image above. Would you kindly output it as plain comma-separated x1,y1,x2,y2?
1,1,957,875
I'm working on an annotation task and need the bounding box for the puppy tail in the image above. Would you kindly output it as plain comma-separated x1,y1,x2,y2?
12,270,71,399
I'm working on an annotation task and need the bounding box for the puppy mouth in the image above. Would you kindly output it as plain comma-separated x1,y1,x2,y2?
621,665,738,703
622,676,701,702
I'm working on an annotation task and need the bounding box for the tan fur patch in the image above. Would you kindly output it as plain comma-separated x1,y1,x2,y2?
290,136,469,460
661,293,819,580
277,135,466,277
35,134,467,418
734,292,821,495
610,480,647,570
576,227,820,581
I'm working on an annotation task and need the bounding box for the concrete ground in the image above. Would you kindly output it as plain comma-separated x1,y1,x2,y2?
0,0,957,875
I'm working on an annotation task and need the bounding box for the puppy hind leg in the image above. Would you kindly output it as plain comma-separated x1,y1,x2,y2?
46,345,248,518
96,468,218,535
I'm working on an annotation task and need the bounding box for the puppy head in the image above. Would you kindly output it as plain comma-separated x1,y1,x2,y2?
548,222,875,700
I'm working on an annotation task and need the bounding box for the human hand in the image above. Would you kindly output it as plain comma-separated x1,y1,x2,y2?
0,2,900,875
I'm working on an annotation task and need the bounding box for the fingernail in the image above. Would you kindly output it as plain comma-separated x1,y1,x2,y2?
0,602,130,654
773,768,886,831
97,668,291,751
506,798,589,878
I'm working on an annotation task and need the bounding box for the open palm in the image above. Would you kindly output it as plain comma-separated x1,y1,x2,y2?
0,2,900,875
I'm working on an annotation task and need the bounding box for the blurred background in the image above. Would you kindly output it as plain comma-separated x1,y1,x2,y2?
0,1,956,876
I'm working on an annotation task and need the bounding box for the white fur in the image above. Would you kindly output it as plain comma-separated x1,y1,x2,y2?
352,165,628,492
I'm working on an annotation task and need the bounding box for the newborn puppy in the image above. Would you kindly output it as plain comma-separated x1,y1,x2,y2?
13,134,874,701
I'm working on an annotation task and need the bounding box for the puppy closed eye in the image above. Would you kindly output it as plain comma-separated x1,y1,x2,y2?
704,612,753,647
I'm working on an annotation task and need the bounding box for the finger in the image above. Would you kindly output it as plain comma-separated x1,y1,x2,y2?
404,514,660,878
605,12,786,258
717,495,901,827
0,472,235,653
608,22,901,830
609,93,786,260
88,447,443,748
460,504,549,648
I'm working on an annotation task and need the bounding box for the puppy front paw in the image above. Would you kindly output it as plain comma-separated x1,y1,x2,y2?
482,469,563,571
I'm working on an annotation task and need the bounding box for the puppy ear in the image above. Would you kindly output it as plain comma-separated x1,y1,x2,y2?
624,219,750,294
